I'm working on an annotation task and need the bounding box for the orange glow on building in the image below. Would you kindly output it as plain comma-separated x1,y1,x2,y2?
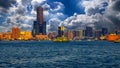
100,35,106,40
0,33,3,40
3,32,11,40
107,34,119,41
118,34,120,38
35,33,50,40
11,27,20,40
19,31,33,40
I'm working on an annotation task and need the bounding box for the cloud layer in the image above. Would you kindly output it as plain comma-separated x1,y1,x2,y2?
0,0,120,33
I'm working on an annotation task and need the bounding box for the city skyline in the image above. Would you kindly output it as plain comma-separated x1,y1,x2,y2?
0,0,120,33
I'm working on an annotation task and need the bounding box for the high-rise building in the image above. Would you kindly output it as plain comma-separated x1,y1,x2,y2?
85,27,93,38
37,6,44,24
32,6,46,36
101,28,108,36
79,30,84,39
65,30,73,40
58,26,64,37
94,30,101,39
11,27,20,40
32,21,39,36
73,31,79,38
72,30,84,40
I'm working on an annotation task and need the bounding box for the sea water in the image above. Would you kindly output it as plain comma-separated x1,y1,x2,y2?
0,41,120,68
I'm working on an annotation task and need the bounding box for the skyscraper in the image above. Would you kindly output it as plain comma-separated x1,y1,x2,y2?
85,27,93,38
37,6,44,24
66,30,73,40
58,26,64,37
32,6,46,36
101,28,108,36
94,30,101,39
79,30,84,39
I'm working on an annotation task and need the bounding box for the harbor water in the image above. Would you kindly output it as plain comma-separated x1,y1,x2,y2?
0,41,120,68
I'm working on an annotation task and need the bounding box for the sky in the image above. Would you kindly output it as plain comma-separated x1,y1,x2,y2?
0,0,120,33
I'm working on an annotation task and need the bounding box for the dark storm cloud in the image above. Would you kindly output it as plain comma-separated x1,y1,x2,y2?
108,0,120,29
112,0,120,11
108,16,120,29
0,0,16,9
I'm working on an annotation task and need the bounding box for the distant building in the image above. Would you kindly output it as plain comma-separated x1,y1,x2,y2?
116,30,120,39
65,30,73,40
116,30,120,34
19,31,33,40
101,28,108,36
85,27,93,38
48,32,57,39
32,21,39,36
79,30,84,39
107,34,119,41
94,30,101,40
0,33,3,40
11,27,20,40
3,32,11,40
72,30,84,40
35,33,50,40
73,31,79,38
58,26,64,37
32,6,46,36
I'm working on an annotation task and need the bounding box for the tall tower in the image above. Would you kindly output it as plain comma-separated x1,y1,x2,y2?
37,6,44,24
32,6,46,36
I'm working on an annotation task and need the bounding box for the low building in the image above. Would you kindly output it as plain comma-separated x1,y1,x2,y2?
107,34,119,42
19,31,33,40
11,27,20,40
3,32,11,40
48,32,57,39
0,33,3,40
35,33,50,40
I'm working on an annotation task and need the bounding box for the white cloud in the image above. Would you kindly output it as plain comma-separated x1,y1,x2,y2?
47,18,62,33
62,13,98,30
31,0,46,3
50,2,64,12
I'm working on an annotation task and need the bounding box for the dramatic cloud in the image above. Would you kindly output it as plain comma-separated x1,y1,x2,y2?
47,18,61,32
0,0,120,33
106,0,120,29
61,0,120,32
0,0,16,9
